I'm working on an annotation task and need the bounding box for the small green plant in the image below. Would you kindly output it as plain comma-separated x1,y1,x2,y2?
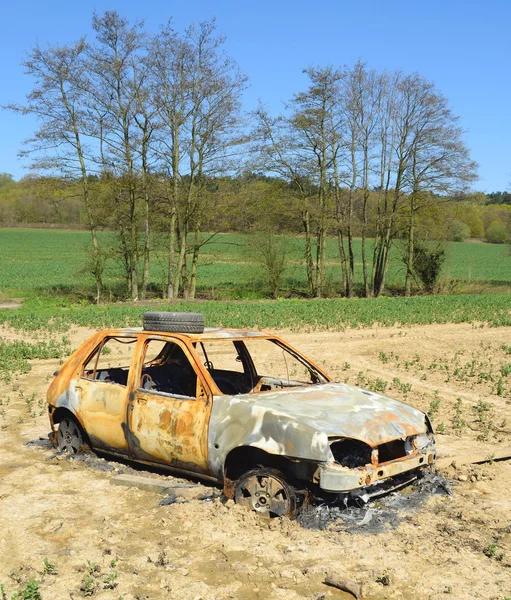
437,423,445,433
80,576,97,597
370,378,388,393
451,398,466,433
86,562,100,576
42,557,58,576
1,584,8,600
11,580,41,600
483,542,504,561
378,351,389,363
103,572,118,590
400,381,412,395
473,400,493,423
355,372,367,388
428,398,441,419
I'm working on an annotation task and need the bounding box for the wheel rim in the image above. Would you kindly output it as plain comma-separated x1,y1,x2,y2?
57,419,83,453
235,472,294,517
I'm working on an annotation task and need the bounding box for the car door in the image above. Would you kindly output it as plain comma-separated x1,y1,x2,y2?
128,336,213,474
77,334,138,453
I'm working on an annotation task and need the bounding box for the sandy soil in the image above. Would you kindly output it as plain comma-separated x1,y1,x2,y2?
0,323,510,600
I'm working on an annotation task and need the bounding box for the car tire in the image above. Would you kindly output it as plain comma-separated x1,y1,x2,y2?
56,417,88,454
234,467,297,518
143,311,205,334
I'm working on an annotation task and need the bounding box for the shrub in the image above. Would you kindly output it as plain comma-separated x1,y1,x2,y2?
485,220,508,244
450,219,471,242
247,233,288,299
412,242,446,293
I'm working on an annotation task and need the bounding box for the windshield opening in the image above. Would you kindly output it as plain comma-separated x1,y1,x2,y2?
193,337,328,395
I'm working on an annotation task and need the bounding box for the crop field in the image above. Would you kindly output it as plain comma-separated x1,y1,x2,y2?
1,228,510,299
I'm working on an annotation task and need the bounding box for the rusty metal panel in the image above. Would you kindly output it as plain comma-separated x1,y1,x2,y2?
126,334,214,472
129,387,211,472
207,383,428,478
319,449,436,492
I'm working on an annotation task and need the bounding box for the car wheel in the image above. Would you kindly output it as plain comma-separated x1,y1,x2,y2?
57,418,87,454
234,467,296,518
143,311,205,333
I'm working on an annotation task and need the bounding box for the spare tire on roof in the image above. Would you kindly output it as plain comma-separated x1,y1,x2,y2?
143,311,205,334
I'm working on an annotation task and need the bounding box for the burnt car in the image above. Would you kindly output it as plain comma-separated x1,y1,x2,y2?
47,311,435,517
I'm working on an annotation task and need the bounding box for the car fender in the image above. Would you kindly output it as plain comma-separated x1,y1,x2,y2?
207,395,332,478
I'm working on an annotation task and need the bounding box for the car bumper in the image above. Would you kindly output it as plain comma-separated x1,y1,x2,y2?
318,449,436,493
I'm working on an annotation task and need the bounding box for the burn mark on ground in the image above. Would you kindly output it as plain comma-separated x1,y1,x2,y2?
296,472,452,533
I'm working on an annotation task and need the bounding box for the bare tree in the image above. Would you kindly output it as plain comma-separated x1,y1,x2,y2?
399,76,478,295
85,10,147,299
5,40,105,303
252,105,317,295
339,63,381,297
150,23,190,299
255,68,343,298
290,66,343,297
151,19,247,299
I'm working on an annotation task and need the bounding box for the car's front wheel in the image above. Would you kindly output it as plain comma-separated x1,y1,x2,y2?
56,417,87,454
234,467,296,518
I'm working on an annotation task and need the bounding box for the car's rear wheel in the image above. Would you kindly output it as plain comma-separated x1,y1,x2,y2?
234,467,296,518
56,418,86,454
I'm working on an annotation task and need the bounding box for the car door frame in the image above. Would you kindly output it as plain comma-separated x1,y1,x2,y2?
76,332,139,453
127,333,215,475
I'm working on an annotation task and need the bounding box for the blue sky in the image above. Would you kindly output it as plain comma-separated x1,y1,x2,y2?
1,0,509,191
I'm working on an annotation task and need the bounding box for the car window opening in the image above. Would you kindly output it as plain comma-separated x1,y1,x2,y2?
82,337,137,386
193,338,327,395
139,341,198,398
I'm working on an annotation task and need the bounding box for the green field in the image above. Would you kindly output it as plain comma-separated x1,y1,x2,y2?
0,228,510,299
0,294,510,334
0,228,510,368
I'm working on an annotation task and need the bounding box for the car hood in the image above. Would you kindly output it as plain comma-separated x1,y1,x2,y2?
249,383,428,442
207,383,429,477
217,382,427,445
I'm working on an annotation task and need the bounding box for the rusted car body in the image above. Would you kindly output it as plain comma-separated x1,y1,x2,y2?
47,324,436,516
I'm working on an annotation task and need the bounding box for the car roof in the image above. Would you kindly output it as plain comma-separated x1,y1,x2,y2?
108,327,272,341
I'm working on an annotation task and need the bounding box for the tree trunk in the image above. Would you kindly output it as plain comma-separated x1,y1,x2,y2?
187,222,201,299
174,218,187,297
129,182,139,300
337,228,349,295
405,195,416,296
346,193,354,298
361,189,370,298
302,208,315,296
167,207,177,300
141,170,150,300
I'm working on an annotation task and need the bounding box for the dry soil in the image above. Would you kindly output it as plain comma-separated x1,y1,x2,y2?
0,323,510,600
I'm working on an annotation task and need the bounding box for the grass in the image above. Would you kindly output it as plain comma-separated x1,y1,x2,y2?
0,338,71,382
0,228,509,300
0,293,509,334
0,228,508,338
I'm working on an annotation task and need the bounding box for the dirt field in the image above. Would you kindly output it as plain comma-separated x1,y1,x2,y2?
1,323,510,600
